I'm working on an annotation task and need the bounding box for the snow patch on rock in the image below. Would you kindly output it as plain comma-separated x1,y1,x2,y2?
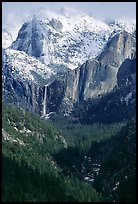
124,92,132,105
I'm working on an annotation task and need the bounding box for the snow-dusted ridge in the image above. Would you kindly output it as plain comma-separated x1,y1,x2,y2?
104,18,136,33
4,48,55,84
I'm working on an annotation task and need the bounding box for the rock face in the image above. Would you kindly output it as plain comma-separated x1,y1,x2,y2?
117,58,136,88
48,30,136,113
3,76,43,115
46,74,67,114
62,30,136,103
71,57,136,124
3,68,66,116
97,30,134,65
12,18,45,58
79,30,135,99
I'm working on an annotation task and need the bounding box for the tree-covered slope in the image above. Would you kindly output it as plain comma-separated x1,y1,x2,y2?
2,103,102,202
93,119,136,202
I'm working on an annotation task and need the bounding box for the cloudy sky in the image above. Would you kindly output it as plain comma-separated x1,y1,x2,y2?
2,2,136,39
3,2,136,20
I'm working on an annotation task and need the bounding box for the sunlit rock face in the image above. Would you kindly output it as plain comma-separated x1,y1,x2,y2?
66,30,136,101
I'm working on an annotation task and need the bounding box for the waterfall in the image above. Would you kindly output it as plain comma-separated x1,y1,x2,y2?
43,85,47,116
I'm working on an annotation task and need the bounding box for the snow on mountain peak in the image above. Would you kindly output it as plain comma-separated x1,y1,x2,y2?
3,48,55,84
104,18,136,33
10,14,114,70
3,13,136,75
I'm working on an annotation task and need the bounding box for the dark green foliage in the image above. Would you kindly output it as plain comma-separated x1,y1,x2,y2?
2,103,65,155
2,154,102,202
52,116,136,202
2,103,136,202
50,114,124,150
2,103,102,202
51,115,124,183
94,119,136,202
54,146,84,178
2,155,76,202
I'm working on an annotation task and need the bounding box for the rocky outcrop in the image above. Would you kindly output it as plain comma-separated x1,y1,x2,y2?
71,30,136,100
71,56,136,124
56,29,136,108
46,74,67,113
97,30,135,66
11,17,45,58
117,58,136,88
3,76,44,115
3,63,68,116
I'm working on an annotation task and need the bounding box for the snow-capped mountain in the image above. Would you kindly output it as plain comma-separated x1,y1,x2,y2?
10,13,135,71
2,12,135,75
10,14,112,70
2,12,136,116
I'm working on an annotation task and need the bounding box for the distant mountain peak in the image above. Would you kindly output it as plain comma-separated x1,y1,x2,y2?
104,17,136,33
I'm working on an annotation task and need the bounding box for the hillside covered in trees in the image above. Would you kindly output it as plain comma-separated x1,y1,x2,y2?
2,103,136,202
2,103,102,202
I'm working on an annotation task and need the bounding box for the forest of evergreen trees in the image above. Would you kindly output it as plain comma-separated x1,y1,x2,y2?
2,103,136,202
2,103,102,202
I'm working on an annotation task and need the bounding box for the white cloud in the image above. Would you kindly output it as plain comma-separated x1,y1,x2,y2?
2,7,34,41
2,4,82,41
